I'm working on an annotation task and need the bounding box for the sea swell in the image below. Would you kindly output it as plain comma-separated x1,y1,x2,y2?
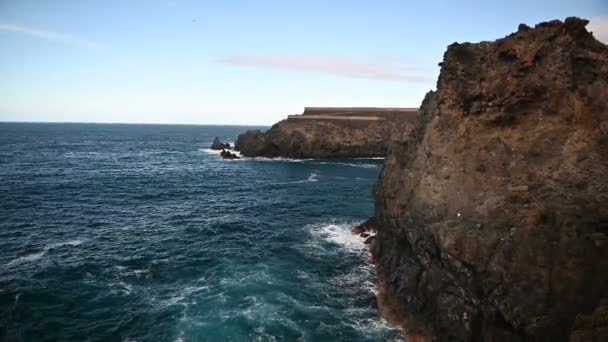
0,123,396,341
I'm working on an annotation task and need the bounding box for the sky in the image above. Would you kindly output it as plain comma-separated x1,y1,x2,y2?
1,0,607,125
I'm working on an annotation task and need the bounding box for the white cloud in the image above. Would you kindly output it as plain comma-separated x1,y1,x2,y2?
588,16,608,44
221,55,434,84
0,22,104,50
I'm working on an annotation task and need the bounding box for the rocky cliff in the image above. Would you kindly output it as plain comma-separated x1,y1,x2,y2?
236,115,415,159
372,18,608,341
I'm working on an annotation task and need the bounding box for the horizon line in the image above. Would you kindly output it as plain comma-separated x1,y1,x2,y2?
0,120,270,127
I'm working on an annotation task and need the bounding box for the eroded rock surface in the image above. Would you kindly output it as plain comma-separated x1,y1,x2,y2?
373,17,608,341
235,118,414,159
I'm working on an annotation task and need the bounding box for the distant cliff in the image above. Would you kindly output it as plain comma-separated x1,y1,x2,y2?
235,108,417,158
372,18,608,341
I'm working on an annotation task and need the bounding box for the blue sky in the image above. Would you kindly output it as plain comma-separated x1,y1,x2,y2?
1,0,607,125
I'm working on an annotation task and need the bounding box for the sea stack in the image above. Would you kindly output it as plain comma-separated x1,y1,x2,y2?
235,107,418,158
372,17,608,341
219,149,240,159
211,137,231,150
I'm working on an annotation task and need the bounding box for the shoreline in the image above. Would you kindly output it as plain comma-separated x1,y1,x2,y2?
365,17,608,341
352,221,432,342
375,274,434,342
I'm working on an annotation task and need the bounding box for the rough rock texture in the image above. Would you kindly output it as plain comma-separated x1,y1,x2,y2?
235,118,414,158
211,137,230,150
219,149,239,159
373,18,608,341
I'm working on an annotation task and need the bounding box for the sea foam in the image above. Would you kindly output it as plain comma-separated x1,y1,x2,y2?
308,222,367,254
7,239,86,266
269,170,320,185
311,161,381,169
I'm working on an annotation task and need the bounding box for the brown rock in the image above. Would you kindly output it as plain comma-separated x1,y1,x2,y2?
569,300,608,341
235,114,415,158
352,217,377,235
373,17,608,341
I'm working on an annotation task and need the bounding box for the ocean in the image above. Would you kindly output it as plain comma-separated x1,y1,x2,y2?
0,123,399,341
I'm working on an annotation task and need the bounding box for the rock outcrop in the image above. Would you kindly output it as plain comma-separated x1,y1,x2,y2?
235,115,415,159
211,137,230,150
372,18,608,341
220,149,240,160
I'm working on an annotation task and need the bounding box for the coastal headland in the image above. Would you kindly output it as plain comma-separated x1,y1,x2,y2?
234,16,608,341
369,17,608,341
235,107,417,158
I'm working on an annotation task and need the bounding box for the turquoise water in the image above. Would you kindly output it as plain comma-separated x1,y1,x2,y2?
0,123,398,341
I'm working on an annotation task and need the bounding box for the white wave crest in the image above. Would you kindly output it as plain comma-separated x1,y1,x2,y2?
166,285,211,306
347,316,401,340
198,148,242,158
308,171,319,182
332,264,378,295
294,171,319,183
7,239,86,266
199,150,383,167
307,222,367,254
312,161,380,169
249,157,308,162
270,171,320,185
330,176,376,181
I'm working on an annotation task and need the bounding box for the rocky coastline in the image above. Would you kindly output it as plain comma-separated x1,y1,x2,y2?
209,137,240,159
218,16,608,341
367,17,608,341
235,108,417,159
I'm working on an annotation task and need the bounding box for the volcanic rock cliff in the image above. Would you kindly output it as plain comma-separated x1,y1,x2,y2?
235,109,416,159
372,18,608,341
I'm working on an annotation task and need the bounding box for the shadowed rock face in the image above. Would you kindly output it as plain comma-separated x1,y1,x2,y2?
373,17,608,341
210,137,230,150
235,117,414,159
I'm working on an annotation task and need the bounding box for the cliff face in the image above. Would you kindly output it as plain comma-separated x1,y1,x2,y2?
373,18,608,341
236,117,414,159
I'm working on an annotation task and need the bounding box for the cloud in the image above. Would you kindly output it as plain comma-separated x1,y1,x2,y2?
221,55,434,83
0,22,104,50
588,16,608,44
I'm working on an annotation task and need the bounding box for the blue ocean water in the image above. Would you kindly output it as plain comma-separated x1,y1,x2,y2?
0,123,398,341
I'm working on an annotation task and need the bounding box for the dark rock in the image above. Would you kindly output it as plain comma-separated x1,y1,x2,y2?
360,232,370,239
371,294,378,309
219,149,239,160
569,300,608,341
352,217,377,235
364,236,375,245
518,23,531,31
235,117,415,158
234,130,266,154
211,137,230,150
373,17,608,341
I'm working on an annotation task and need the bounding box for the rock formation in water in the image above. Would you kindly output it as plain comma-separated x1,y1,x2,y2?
211,137,231,150
372,17,608,341
220,149,240,160
235,108,417,158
